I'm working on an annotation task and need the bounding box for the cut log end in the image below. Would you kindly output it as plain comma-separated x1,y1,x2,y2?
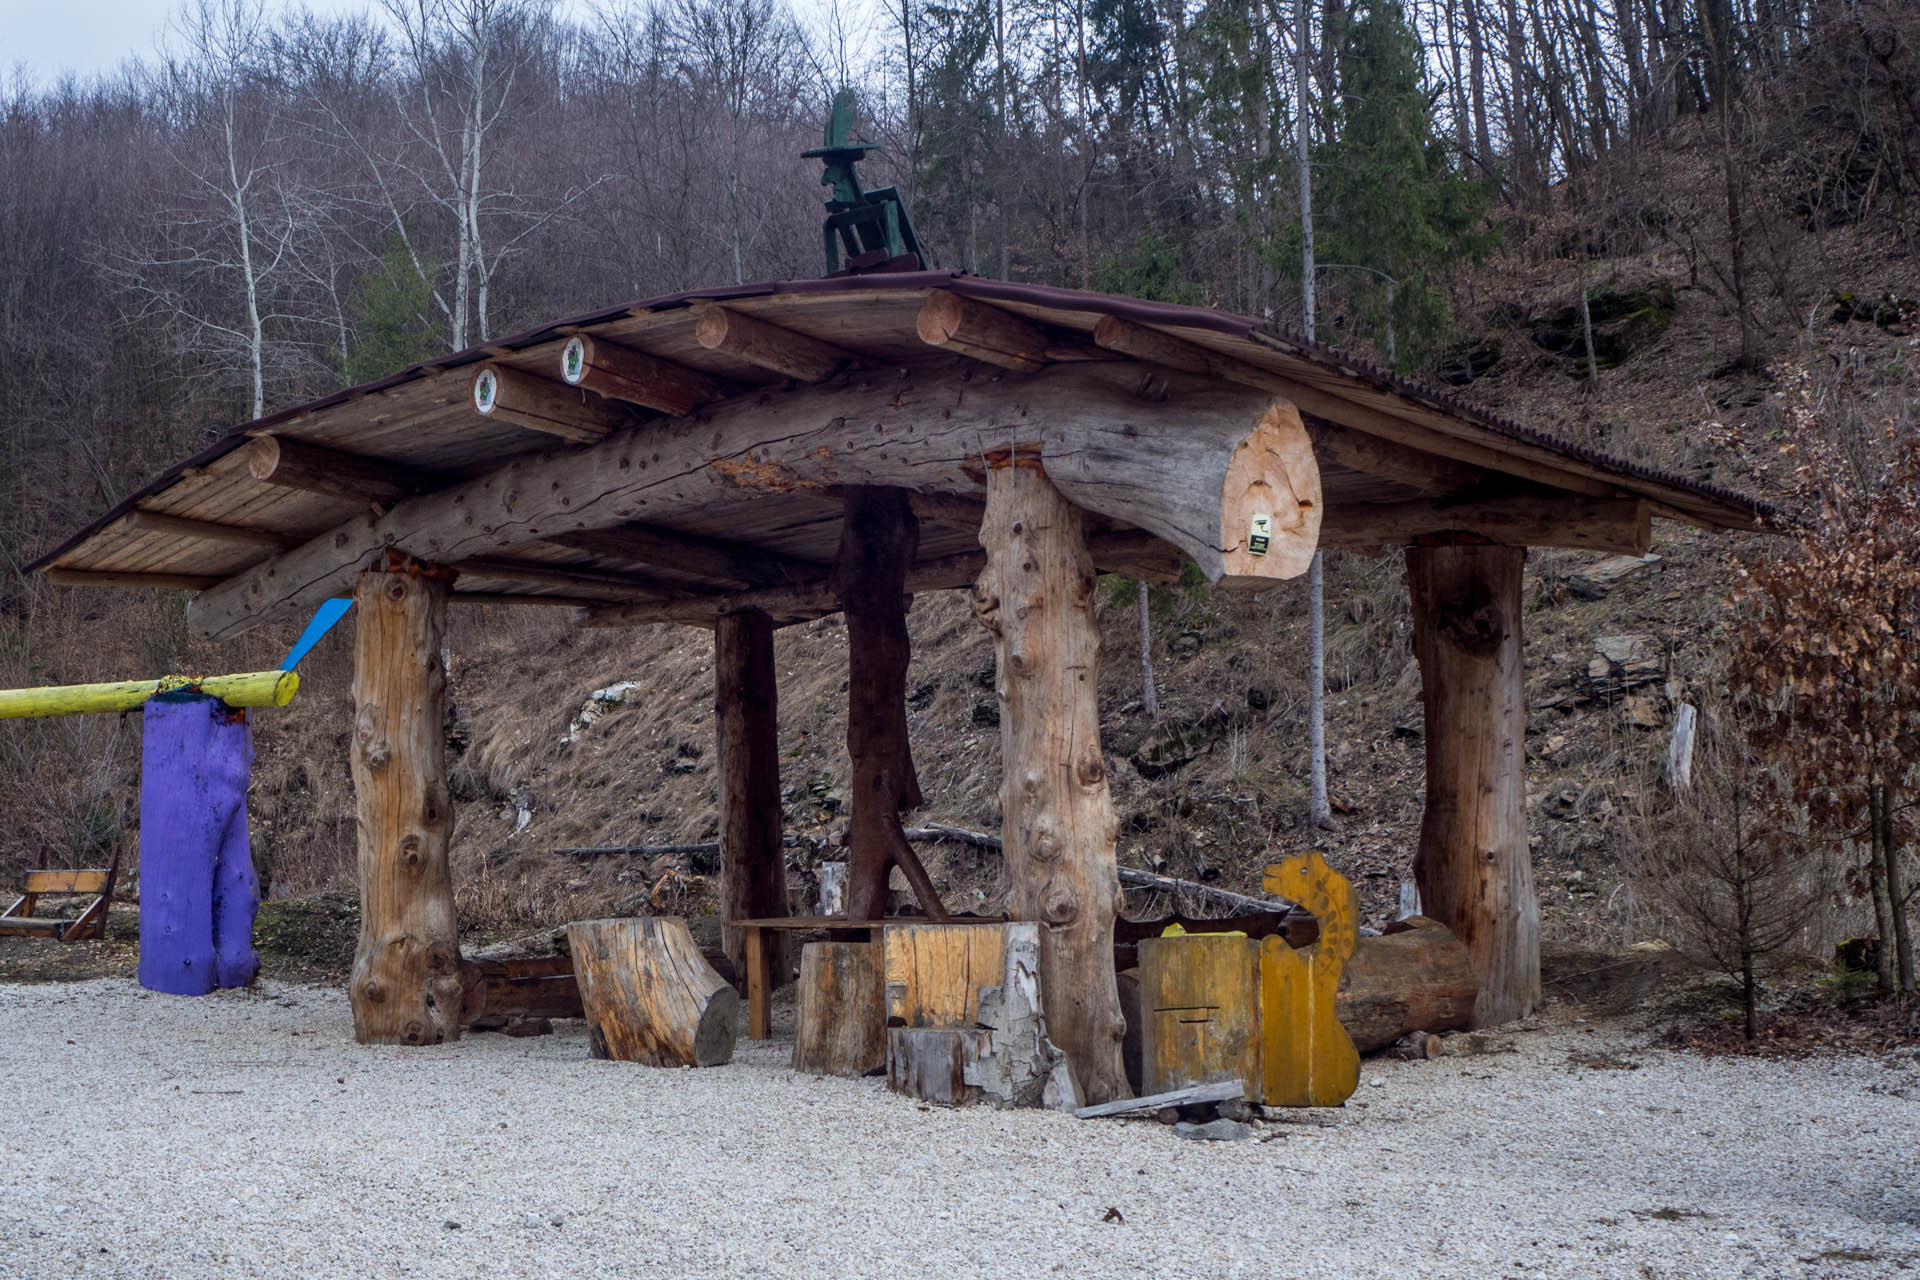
567,916,740,1068
1214,400,1322,586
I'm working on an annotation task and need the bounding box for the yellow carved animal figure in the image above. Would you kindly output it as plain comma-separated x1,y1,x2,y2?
1259,852,1360,1106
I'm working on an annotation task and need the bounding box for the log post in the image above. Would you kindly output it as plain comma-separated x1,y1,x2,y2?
972,456,1131,1104
349,553,464,1045
1406,540,1540,1026
715,609,788,978
832,486,946,920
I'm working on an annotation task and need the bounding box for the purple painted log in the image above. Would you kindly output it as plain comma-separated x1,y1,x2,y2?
138,694,259,995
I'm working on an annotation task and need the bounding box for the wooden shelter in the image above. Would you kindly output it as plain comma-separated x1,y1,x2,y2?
31,272,1768,1100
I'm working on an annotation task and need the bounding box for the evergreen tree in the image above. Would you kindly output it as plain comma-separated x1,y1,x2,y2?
1308,0,1491,371
339,235,442,386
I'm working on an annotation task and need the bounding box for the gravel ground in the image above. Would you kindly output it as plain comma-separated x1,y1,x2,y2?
1,979,1915,1280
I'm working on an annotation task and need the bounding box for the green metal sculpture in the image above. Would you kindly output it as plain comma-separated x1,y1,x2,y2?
805,89,923,275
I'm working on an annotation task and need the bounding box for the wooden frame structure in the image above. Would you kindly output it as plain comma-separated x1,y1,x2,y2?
31,272,1768,1091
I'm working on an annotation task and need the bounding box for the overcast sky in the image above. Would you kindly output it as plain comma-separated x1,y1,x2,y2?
0,0,628,85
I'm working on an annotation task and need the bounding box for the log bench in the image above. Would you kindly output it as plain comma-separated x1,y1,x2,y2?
0,853,118,942
731,915,1010,1040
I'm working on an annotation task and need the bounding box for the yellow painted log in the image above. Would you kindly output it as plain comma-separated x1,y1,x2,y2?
0,670,300,720
1258,852,1361,1107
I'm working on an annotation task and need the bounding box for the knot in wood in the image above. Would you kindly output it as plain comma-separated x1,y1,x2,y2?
361,979,386,1004
1032,832,1062,863
1074,754,1105,787
365,740,391,769
426,945,453,974
401,835,424,867
401,1019,428,1045
384,579,408,603
1042,885,1079,926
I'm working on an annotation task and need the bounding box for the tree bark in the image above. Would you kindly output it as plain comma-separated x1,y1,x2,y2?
973,458,1130,1104
833,486,944,921
349,556,463,1045
715,609,788,977
567,917,738,1067
1407,541,1540,1026
1337,916,1479,1052
792,940,886,1077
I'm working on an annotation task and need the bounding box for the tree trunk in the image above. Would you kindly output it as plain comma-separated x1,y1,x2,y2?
715,609,788,979
1136,579,1159,719
973,458,1130,1104
792,940,886,1077
567,917,739,1067
1869,784,1898,992
832,486,944,921
1337,916,1478,1053
349,556,464,1046
1407,541,1540,1026
1879,783,1915,992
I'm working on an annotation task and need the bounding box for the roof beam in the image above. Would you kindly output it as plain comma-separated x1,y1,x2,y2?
473,363,637,443
916,290,1049,371
1322,497,1652,555
575,529,1187,628
546,524,820,591
47,568,224,591
448,557,682,599
1090,316,1619,499
124,509,299,550
452,591,615,608
247,435,430,506
185,362,1317,641
692,303,855,382
559,334,726,415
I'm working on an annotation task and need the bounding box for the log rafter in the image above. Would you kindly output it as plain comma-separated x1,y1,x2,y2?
185,362,1319,640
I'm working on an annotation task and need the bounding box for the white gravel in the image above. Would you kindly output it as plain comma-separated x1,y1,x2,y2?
2,979,1915,1279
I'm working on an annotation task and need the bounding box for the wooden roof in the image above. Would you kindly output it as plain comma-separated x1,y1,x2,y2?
31,272,1770,632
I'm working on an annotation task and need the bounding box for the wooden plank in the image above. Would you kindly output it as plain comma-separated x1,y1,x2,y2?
1323,496,1653,554
745,924,771,1041
693,303,856,382
548,524,818,590
46,569,223,591
1139,931,1261,1097
882,922,1008,1028
23,870,109,894
450,591,618,609
448,557,669,597
1074,1078,1243,1119
124,510,299,549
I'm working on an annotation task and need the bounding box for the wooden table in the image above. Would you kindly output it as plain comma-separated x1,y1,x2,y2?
731,917,888,1040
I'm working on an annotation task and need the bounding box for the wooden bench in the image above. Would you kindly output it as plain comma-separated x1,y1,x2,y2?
0,852,119,942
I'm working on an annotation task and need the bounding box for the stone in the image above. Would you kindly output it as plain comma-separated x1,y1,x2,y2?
1588,633,1664,695
1172,1118,1255,1142
1624,694,1662,729
1568,553,1661,601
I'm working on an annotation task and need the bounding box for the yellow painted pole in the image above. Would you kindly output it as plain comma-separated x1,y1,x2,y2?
0,671,300,721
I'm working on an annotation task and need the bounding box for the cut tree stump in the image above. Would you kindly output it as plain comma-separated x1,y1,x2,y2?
566,917,739,1067
883,921,1009,1028
792,941,886,1077
888,1028,991,1106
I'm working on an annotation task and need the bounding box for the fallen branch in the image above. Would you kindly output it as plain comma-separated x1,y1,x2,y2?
551,824,1304,919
